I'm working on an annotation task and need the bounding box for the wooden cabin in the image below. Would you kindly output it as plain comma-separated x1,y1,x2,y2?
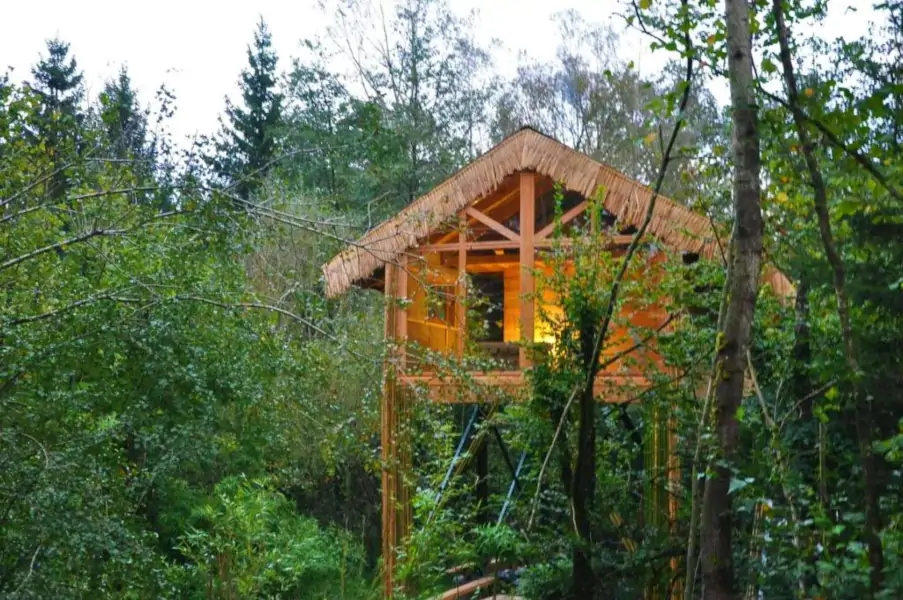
322,127,791,597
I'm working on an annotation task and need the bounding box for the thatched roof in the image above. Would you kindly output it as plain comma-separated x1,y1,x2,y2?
323,127,792,298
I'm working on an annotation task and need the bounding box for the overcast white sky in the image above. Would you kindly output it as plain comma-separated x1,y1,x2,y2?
2,0,873,143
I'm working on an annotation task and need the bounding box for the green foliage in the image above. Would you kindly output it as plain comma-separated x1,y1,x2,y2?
1,43,381,597
211,18,283,197
99,66,151,166
6,3,903,598
177,476,370,599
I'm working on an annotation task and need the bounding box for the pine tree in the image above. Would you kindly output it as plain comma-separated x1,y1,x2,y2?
31,37,83,117
30,37,84,200
214,18,283,198
100,66,149,162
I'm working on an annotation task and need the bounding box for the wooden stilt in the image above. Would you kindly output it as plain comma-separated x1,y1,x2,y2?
456,219,467,358
519,172,535,367
382,258,411,599
668,409,681,600
381,263,398,599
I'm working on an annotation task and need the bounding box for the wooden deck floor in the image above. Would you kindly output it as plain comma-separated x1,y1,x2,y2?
402,371,651,403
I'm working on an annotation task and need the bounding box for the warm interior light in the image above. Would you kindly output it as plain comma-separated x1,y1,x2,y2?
537,333,557,345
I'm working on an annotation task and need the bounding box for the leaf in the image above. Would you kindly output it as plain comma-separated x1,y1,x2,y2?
728,477,751,494
639,0,652,9
835,199,859,218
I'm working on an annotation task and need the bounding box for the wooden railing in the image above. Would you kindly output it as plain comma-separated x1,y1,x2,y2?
402,371,650,404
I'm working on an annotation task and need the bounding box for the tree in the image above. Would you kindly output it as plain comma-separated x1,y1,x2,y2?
99,66,149,163
280,40,387,210
698,1,765,597
213,17,283,198
324,0,498,211
30,37,83,121
28,37,84,201
0,70,378,597
491,12,723,205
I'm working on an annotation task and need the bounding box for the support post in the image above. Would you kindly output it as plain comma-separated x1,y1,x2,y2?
668,411,681,600
396,257,408,355
519,171,535,367
456,218,467,358
381,263,397,599
381,258,411,599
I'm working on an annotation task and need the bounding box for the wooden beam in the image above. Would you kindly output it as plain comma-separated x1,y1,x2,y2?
519,171,535,367
534,235,636,248
420,240,520,253
668,411,681,599
396,255,408,365
464,256,521,273
381,263,398,599
456,222,466,358
535,199,589,239
402,372,651,404
476,182,521,215
419,235,636,254
454,175,540,244
395,256,410,560
381,260,412,599
436,575,497,600
434,184,520,244
464,207,520,241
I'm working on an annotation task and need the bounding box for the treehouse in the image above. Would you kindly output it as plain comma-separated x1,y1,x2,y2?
323,127,791,598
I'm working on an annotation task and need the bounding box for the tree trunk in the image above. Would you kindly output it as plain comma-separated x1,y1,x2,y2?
571,309,599,598
771,1,884,592
700,1,765,597
792,279,812,417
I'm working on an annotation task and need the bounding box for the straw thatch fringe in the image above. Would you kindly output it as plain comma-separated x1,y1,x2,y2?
323,127,793,299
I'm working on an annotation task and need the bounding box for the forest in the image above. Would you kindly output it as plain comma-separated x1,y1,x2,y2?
2,0,903,598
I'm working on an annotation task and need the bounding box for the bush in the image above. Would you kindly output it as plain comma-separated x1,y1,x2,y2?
176,476,373,599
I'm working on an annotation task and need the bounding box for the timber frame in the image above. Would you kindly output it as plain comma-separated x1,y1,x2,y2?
322,127,793,598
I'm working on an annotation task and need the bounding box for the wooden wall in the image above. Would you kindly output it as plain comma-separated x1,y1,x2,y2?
503,267,521,342
406,247,671,375
406,254,458,355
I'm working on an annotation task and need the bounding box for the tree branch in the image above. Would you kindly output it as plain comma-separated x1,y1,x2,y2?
756,87,903,205
771,2,883,589
0,228,127,272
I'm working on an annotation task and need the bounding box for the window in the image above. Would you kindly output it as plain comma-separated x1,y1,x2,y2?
470,273,505,342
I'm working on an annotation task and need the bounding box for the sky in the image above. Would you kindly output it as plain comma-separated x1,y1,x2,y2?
2,0,874,144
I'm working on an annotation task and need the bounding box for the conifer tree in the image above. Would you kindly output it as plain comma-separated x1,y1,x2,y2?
31,37,83,118
29,37,84,200
214,18,283,198
99,66,149,162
